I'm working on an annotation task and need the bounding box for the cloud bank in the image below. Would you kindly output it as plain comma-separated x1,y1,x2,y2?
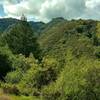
0,0,100,22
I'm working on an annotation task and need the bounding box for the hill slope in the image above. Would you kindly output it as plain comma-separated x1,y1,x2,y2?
39,19,97,58
37,18,100,100
0,18,100,100
0,18,45,34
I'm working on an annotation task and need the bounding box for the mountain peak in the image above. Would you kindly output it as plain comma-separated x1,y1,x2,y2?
52,17,65,22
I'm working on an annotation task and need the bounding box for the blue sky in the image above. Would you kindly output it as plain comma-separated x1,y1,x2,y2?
0,4,6,17
0,0,100,22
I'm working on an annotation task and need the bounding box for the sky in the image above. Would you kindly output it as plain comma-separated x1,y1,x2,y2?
0,0,100,22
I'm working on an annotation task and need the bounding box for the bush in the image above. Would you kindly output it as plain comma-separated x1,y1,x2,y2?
2,21,40,58
94,46,100,58
5,70,23,84
0,46,13,80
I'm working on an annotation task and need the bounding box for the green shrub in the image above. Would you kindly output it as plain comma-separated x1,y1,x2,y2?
5,70,23,84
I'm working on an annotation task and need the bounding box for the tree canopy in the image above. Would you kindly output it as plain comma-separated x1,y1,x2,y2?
2,21,40,58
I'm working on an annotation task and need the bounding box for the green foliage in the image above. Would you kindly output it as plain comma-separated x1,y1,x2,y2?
3,21,40,58
0,18,45,34
17,56,58,96
5,54,38,84
84,67,100,100
41,57,100,100
0,46,13,80
94,46,100,58
5,70,23,84
18,63,40,96
0,19,100,100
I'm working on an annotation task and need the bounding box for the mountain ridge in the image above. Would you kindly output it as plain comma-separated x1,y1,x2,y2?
0,18,45,34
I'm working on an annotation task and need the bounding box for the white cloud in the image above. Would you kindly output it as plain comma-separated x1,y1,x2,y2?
1,0,100,22
85,0,100,19
85,0,100,9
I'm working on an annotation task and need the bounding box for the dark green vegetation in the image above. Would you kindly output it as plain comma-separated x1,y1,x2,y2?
0,18,100,100
3,21,40,58
0,18,45,35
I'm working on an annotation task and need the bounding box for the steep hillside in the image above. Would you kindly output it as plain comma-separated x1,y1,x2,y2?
0,18,100,100
0,18,45,34
39,18,97,58
37,19,100,100
0,18,19,32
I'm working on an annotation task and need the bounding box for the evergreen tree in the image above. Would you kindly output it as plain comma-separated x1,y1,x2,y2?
3,21,40,58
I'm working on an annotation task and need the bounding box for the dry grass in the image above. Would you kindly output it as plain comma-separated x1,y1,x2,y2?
0,89,11,100
0,95,11,100
0,88,40,100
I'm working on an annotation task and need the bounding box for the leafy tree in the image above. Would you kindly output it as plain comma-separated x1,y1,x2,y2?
0,46,13,80
3,21,40,58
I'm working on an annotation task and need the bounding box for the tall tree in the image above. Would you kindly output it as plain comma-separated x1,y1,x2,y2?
3,21,40,58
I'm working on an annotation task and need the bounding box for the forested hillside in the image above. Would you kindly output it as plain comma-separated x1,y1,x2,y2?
0,18,100,100
0,18,45,35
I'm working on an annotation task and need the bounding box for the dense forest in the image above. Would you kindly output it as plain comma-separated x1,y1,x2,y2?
0,17,100,100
